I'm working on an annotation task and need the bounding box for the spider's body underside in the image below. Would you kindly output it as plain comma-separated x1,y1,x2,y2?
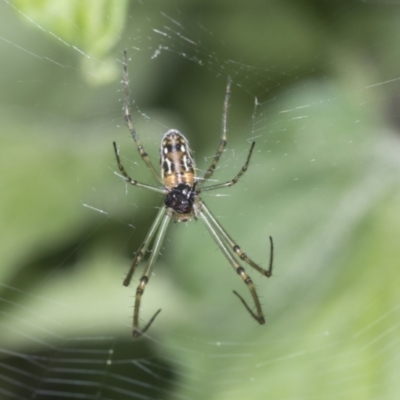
161,130,201,221
114,51,274,338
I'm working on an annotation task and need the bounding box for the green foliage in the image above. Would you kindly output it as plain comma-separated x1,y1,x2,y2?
2,1,400,399
11,0,128,84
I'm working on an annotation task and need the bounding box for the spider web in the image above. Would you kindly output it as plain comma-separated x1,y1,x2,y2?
1,0,400,399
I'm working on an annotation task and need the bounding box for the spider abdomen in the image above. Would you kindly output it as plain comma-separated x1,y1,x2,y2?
160,129,196,189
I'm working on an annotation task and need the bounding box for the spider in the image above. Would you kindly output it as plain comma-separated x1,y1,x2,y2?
114,51,274,338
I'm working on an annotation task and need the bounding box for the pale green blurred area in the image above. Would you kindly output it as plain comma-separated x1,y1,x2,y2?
1,1,400,399
11,0,128,84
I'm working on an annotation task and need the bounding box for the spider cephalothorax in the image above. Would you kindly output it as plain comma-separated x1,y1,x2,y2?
164,183,198,215
113,50,274,339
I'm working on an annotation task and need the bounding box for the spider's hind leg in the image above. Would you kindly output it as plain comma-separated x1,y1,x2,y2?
121,50,163,184
197,76,232,189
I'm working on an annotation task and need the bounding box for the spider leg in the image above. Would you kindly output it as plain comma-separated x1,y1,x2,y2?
200,141,255,192
199,206,265,325
200,202,273,277
197,76,232,189
123,206,168,287
113,142,167,194
131,211,171,338
122,50,163,184
232,290,264,324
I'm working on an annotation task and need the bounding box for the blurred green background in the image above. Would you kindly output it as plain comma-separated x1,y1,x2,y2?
1,0,400,399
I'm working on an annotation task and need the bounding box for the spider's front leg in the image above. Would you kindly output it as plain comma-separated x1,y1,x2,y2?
129,210,171,338
198,206,266,324
122,207,165,287
132,277,162,339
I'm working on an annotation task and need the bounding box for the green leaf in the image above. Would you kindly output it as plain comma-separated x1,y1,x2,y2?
11,0,128,84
